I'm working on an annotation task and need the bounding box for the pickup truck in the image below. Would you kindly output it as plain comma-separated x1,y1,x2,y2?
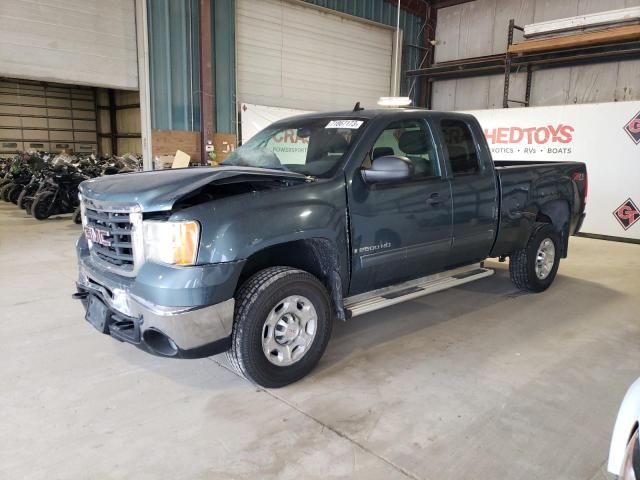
74,109,587,388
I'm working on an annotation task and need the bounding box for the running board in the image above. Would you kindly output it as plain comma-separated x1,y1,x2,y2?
344,263,494,318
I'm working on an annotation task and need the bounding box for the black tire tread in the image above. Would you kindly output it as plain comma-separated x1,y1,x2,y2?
0,183,13,202
31,191,55,220
8,184,22,204
17,188,28,209
509,222,558,292
227,266,331,388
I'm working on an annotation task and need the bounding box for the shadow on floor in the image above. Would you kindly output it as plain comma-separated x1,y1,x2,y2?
313,266,622,375
118,263,622,390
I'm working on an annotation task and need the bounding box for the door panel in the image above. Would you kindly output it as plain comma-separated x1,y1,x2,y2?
348,118,453,295
349,179,452,294
439,118,498,267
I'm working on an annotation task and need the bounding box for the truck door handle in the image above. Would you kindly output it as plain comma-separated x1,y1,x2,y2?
427,193,441,206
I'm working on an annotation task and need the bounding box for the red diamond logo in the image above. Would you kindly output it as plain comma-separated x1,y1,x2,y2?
624,110,640,145
613,198,640,230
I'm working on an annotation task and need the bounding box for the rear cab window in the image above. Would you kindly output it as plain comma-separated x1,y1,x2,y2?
440,119,481,176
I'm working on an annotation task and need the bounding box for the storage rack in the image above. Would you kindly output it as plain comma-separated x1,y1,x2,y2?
405,19,640,108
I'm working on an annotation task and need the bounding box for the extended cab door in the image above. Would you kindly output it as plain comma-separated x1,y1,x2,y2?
347,117,453,294
437,117,498,267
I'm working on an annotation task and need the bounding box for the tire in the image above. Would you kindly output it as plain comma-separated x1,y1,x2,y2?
509,222,561,292
227,266,333,388
0,183,13,202
24,199,33,216
31,191,55,220
72,207,82,225
8,184,23,204
17,188,29,209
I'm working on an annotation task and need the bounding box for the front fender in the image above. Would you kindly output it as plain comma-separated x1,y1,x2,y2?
608,378,640,475
171,179,348,265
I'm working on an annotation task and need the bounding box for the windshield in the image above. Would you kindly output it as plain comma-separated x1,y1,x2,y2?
222,117,366,178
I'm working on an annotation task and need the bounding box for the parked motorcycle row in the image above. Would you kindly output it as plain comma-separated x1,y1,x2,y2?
0,152,142,222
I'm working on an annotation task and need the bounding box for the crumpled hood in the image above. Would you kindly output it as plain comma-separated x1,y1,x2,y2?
79,166,307,212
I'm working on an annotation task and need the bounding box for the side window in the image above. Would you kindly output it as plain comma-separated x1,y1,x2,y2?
369,119,440,179
440,119,480,176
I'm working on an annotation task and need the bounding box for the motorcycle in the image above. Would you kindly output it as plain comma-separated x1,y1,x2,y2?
31,164,88,220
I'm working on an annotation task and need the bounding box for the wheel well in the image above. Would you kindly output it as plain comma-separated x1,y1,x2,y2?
536,200,570,257
237,239,346,321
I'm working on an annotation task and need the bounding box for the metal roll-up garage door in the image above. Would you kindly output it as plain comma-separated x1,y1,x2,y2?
236,0,394,111
0,0,137,90
0,80,97,154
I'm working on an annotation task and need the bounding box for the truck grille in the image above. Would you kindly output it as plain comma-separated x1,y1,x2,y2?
83,201,142,276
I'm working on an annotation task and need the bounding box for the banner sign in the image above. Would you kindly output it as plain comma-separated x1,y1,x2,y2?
466,102,640,240
241,101,640,240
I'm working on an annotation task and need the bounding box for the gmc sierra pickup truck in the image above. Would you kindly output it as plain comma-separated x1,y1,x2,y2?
74,109,587,387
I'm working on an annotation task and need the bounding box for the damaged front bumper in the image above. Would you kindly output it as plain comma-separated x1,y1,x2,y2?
75,237,240,358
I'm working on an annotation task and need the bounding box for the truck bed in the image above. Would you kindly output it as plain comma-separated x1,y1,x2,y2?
490,160,588,258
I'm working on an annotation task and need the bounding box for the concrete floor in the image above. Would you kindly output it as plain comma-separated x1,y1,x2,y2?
1,203,639,480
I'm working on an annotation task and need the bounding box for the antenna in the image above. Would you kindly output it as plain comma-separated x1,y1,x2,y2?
353,102,364,112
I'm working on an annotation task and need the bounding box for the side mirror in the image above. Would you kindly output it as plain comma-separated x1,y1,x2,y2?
361,155,414,185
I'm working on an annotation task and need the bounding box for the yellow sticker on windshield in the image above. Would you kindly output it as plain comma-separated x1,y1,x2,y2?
325,120,364,129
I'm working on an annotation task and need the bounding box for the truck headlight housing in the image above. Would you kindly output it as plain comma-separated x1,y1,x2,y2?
143,220,200,266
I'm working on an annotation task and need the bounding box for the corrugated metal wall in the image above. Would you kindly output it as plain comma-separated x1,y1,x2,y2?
147,0,201,131
0,0,138,90
213,0,236,134
432,0,640,111
148,0,424,133
303,0,425,98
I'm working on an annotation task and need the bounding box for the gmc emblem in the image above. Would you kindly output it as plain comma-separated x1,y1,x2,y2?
85,226,112,247
624,111,640,145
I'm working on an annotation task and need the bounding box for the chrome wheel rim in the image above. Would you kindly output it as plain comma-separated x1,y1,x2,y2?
535,238,556,280
262,295,317,366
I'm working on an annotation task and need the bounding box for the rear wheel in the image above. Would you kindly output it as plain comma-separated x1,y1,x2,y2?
31,191,55,220
509,223,561,292
72,207,82,224
0,183,13,202
7,184,23,204
227,267,333,388
17,188,29,209
24,198,34,216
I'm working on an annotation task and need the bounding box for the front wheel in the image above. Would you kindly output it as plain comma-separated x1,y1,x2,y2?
227,267,333,388
0,183,13,202
509,223,561,292
72,207,82,224
8,184,23,204
31,191,56,220
17,188,30,209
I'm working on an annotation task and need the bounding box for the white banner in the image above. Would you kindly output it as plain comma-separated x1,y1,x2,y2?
240,103,311,142
241,101,640,240
466,102,640,240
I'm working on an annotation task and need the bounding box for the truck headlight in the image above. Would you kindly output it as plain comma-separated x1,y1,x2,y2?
143,220,200,266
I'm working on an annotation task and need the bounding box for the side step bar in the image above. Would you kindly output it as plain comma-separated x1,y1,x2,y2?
344,263,494,318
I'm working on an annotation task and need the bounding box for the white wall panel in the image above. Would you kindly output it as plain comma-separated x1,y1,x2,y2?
0,0,137,89
237,0,393,111
431,79,456,111
431,0,640,110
